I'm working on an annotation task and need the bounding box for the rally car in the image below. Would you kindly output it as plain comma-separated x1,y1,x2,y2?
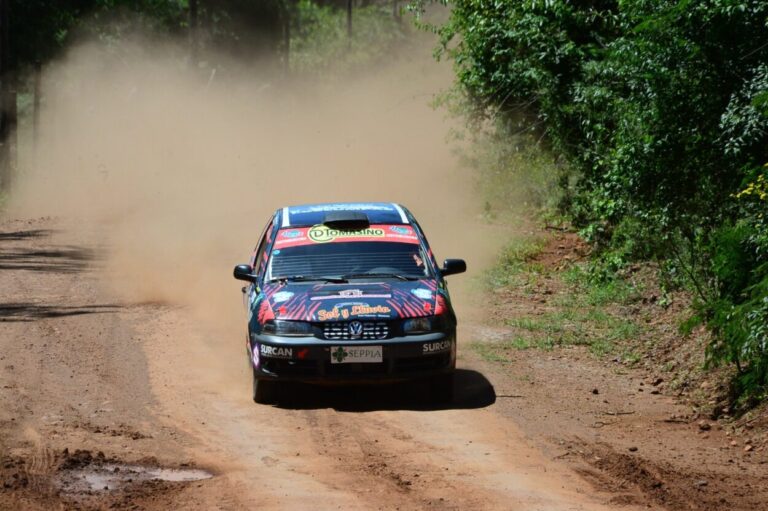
233,202,466,404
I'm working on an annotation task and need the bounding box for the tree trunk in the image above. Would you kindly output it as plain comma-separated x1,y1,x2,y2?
5,75,15,180
33,62,41,150
190,0,199,62
347,0,353,43
281,0,290,75
0,0,11,193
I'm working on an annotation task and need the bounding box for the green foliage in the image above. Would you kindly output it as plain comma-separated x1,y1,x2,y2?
463,124,565,222
481,258,642,361
470,337,543,363
705,168,768,400
10,1,190,71
706,271,768,403
562,263,642,306
484,236,546,287
434,0,768,403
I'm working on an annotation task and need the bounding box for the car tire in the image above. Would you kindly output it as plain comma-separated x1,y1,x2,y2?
253,372,278,404
429,372,454,404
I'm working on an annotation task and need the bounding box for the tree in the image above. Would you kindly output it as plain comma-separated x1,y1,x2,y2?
433,0,768,401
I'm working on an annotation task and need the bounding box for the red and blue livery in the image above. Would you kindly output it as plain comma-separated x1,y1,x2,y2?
233,202,466,404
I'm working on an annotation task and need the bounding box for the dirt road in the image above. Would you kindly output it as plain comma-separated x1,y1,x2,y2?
0,218,649,510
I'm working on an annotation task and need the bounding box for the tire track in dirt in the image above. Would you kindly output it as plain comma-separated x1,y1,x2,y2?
296,409,466,510
0,221,211,510
1,222,649,510
140,300,639,510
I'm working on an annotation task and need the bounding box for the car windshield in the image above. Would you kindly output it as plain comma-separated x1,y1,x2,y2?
267,241,432,281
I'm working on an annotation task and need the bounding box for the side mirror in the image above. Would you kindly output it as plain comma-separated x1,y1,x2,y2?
233,264,257,282
441,259,466,277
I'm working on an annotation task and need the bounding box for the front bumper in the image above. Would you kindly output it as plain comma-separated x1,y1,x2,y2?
248,332,456,383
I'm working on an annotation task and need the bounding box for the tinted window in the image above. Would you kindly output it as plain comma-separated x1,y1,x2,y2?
252,219,274,279
267,242,431,279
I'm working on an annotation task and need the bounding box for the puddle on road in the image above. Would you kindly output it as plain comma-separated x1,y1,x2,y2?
60,463,213,493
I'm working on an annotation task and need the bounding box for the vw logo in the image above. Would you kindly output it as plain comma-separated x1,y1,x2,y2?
348,321,364,338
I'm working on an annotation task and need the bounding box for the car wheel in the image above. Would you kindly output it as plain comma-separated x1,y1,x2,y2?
429,372,454,404
253,372,278,404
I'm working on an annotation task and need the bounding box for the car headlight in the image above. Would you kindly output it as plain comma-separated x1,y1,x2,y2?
262,320,314,337
403,316,445,334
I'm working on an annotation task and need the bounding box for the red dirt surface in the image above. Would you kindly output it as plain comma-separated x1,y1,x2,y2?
473,231,768,511
1,219,766,510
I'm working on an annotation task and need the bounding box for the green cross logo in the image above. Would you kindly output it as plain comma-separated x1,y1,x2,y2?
332,347,348,363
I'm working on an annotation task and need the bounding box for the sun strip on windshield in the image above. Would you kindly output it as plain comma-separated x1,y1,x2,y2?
273,224,420,249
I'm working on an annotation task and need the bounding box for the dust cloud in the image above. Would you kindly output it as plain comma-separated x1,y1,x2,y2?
8,31,511,338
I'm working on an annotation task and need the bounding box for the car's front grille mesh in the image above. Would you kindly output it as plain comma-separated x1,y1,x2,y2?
322,321,389,340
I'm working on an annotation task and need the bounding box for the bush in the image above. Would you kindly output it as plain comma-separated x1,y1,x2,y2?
426,0,768,403
705,168,768,400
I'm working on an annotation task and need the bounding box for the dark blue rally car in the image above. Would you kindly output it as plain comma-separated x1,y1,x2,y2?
233,202,466,404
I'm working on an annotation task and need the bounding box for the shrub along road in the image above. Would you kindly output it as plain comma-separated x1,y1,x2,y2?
0,218,765,510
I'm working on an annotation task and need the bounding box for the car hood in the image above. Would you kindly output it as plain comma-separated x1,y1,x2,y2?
262,279,440,322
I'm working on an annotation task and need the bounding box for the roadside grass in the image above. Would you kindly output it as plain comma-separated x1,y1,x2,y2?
484,236,547,288
475,233,645,362
471,336,554,363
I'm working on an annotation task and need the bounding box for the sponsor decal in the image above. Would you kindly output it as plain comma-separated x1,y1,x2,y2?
308,224,385,243
423,340,451,354
272,291,294,303
291,204,394,214
411,288,433,300
260,345,293,358
252,343,260,367
318,307,350,320
310,289,392,301
351,304,391,316
332,346,348,363
273,224,419,248
317,305,392,320
297,347,310,360
389,226,411,235
330,345,383,363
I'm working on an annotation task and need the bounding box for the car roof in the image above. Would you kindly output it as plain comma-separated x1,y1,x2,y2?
277,202,411,228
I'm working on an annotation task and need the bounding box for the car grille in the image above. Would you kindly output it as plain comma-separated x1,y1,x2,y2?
322,321,389,340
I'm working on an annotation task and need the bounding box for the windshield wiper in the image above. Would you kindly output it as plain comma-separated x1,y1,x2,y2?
342,272,419,281
270,275,348,284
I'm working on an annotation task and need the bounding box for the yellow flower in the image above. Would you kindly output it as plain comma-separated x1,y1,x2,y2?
735,167,768,201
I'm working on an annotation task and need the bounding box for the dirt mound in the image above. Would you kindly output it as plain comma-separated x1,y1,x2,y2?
573,441,762,511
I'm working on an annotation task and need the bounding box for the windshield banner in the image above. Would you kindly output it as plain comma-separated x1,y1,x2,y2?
274,224,419,249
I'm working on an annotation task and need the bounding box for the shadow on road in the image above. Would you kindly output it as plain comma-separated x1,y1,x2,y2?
272,368,496,412
0,303,123,322
0,229,54,241
0,246,95,273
